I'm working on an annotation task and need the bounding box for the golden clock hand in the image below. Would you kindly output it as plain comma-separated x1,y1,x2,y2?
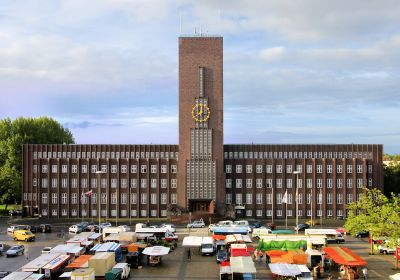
198,104,203,115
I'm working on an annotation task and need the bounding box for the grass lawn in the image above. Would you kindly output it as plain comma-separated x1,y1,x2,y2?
0,204,17,211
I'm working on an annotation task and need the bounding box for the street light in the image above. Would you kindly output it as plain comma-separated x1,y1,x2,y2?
293,170,301,234
96,170,106,233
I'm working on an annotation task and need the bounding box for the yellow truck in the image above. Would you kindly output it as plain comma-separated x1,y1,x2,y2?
13,230,35,242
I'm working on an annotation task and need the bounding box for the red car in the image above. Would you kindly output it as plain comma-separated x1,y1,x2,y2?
336,227,347,235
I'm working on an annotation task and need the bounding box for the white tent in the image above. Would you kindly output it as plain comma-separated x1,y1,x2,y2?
390,273,400,280
225,234,252,244
230,256,256,274
268,263,303,277
182,236,203,247
142,246,170,256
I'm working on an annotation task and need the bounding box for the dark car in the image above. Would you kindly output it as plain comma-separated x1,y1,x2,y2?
28,225,39,233
355,230,369,238
0,271,10,278
8,210,22,216
39,224,52,233
216,250,229,264
250,222,264,229
295,223,310,232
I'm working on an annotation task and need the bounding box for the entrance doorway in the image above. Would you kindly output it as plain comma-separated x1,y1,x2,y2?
189,199,213,213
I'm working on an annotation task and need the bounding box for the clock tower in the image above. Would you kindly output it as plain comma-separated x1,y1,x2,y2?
178,35,225,215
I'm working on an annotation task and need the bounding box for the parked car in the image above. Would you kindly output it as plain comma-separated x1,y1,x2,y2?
8,210,22,216
118,225,131,232
161,223,176,233
0,271,10,278
216,250,228,263
294,223,310,232
7,225,29,233
28,225,40,233
100,222,112,229
355,230,369,238
41,247,53,254
39,224,52,233
13,230,35,242
250,222,264,229
378,243,396,254
69,225,83,234
336,233,345,244
0,243,8,254
87,224,99,232
187,219,206,228
6,245,24,257
77,222,89,231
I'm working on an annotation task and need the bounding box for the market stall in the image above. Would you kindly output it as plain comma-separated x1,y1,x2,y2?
268,263,303,278
142,246,170,266
225,234,252,244
230,256,257,279
66,254,93,269
323,247,367,279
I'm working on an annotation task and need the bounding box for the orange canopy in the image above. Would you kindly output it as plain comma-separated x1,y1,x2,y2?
266,250,307,264
323,247,367,266
266,250,287,257
66,255,92,268
213,235,226,240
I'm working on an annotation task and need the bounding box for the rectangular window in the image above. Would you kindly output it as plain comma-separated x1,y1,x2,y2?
151,165,157,173
256,165,262,173
256,209,263,217
298,193,303,204
316,178,322,188
306,179,312,188
51,178,57,188
151,193,157,204
121,179,127,188
327,178,332,188
246,210,252,217
61,193,68,204
266,193,272,204
141,210,147,217
225,165,232,173
131,165,137,173
307,193,311,204
337,193,343,204
276,178,282,188
337,178,342,188
368,178,373,187
327,165,332,173
346,193,353,204
236,194,242,205
42,165,48,173
226,193,232,204
130,179,137,188
266,179,272,188
236,179,242,188
246,179,252,188
357,165,363,173
316,165,322,173
141,165,147,173
151,179,157,188
246,165,252,173
368,165,373,173
42,193,48,204
256,193,262,204
286,165,292,173
171,193,177,204
161,179,167,188
171,165,177,173
236,165,242,173
327,210,333,217
91,165,97,173
295,165,302,173
246,193,252,204
171,179,177,188
141,193,147,204
346,178,353,188
277,210,282,217
337,165,342,173
327,193,333,204
130,193,137,204
266,210,272,216
141,179,147,188
41,178,48,188
276,193,282,204
161,165,167,173
266,165,272,173
52,165,58,173
81,165,87,173
286,178,292,188
347,165,352,173
287,209,292,217
61,178,67,188
256,178,262,188
226,179,232,188
121,165,127,173
306,165,312,173
161,193,167,204
276,165,282,173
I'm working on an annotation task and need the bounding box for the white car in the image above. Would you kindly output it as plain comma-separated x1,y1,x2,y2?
69,225,82,234
6,245,24,257
118,225,131,232
187,219,205,228
41,247,52,254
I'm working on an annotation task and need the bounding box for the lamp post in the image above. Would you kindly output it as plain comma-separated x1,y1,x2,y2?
293,170,301,234
96,170,106,233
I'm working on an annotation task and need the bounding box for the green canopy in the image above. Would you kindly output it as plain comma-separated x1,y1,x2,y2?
258,240,307,251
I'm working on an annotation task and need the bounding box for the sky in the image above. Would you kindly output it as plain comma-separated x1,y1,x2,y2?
0,0,399,154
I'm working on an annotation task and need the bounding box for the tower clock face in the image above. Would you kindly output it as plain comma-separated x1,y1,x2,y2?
192,103,210,122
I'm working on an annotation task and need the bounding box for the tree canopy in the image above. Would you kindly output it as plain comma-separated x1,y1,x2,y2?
0,117,74,204
345,188,400,256
384,162,400,196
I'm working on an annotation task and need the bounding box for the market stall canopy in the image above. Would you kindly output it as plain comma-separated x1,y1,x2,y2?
230,256,256,274
182,236,204,247
323,247,367,266
142,246,170,256
268,263,302,277
226,234,252,244
66,255,92,268
212,235,226,240
390,273,400,280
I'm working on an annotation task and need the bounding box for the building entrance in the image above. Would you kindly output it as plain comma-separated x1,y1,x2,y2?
189,200,213,213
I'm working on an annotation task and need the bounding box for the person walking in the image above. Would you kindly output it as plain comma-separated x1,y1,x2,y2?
362,266,368,280
187,248,191,261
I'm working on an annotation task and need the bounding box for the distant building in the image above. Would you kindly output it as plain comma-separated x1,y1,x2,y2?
22,35,384,219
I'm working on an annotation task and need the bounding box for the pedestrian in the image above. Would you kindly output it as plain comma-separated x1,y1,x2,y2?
187,248,191,261
258,250,263,263
362,267,368,280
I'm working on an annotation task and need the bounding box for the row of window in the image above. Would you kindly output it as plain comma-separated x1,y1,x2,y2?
226,192,359,205
226,178,372,188
224,151,373,160
35,178,178,189
36,164,178,174
226,164,372,174
38,192,177,205
33,151,178,160
236,209,345,217
41,209,168,217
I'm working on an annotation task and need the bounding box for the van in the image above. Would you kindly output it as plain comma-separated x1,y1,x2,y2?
233,220,249,227
13,230,35,242
218,220,233,227
112,263,130,279
201,237,215,256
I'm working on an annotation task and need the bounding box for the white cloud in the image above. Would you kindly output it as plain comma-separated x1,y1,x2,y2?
260,47,286,61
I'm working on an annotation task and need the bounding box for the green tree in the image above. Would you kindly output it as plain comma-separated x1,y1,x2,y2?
0,117,74,206
345,188,400,260
384,163,400,196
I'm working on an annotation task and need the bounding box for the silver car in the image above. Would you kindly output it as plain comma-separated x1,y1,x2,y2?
6,245,24,257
